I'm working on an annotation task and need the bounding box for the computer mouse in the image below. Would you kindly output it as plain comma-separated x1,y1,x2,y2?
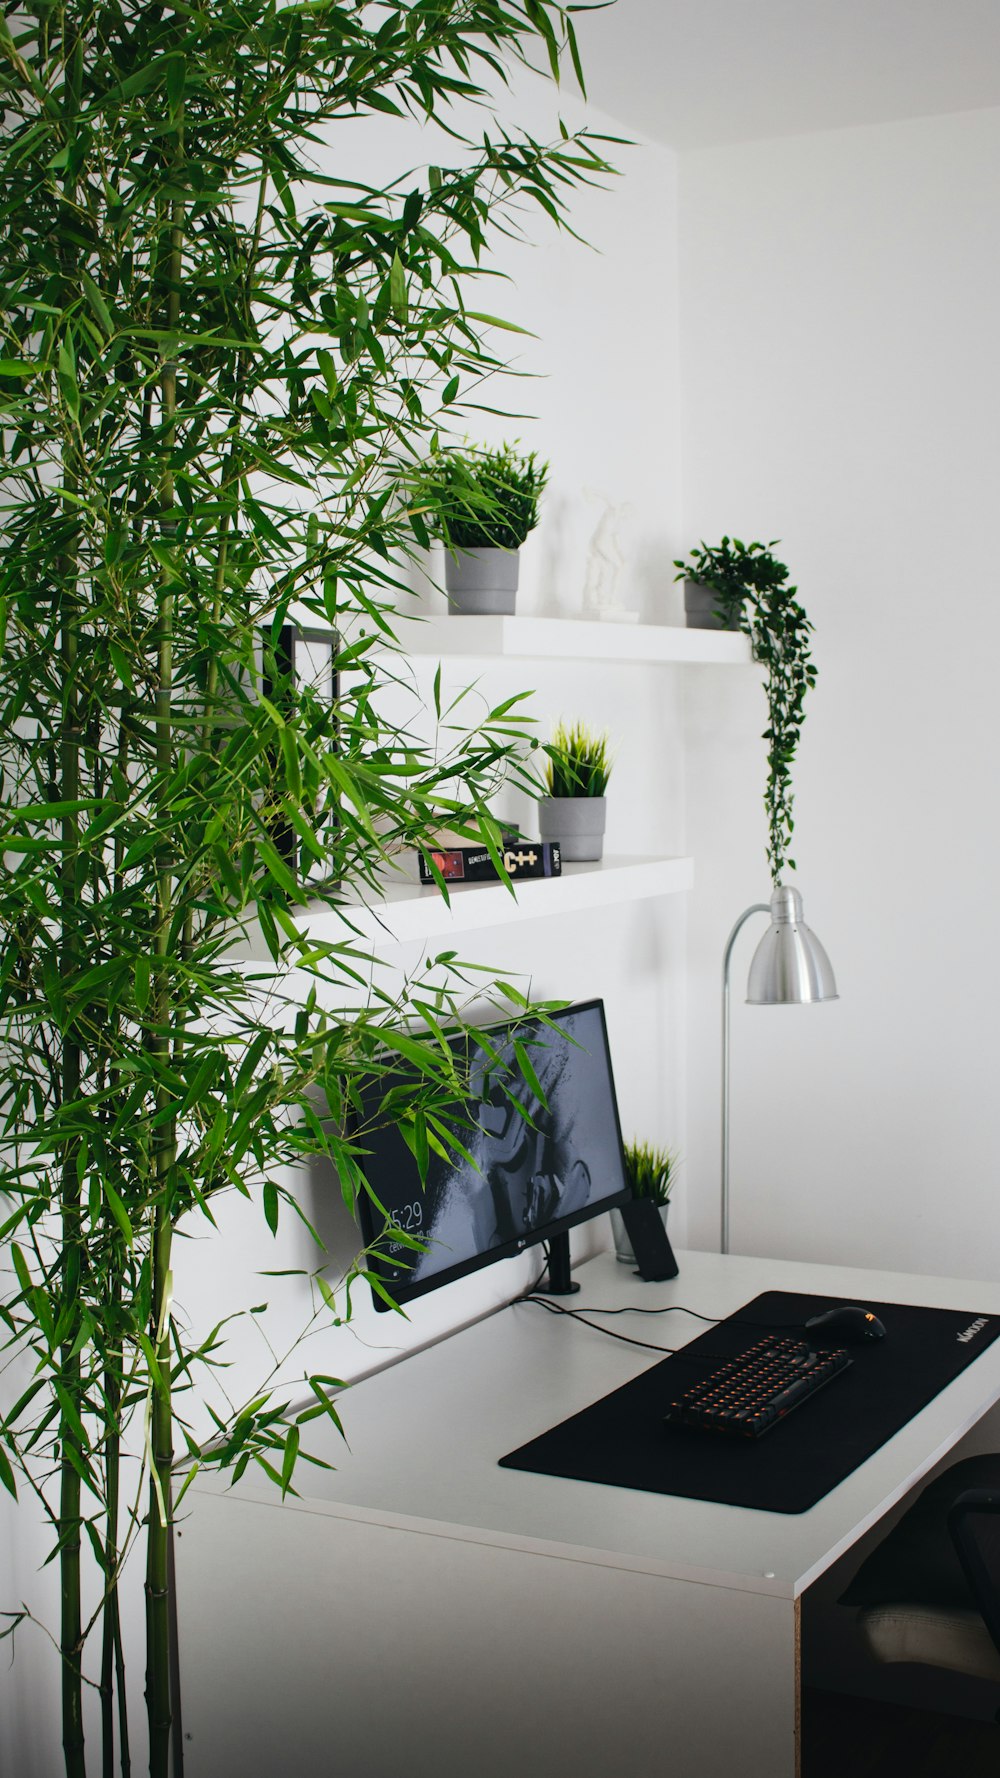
804,1305,887,1344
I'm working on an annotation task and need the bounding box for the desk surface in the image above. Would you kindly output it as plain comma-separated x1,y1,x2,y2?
191,1248,1000,1601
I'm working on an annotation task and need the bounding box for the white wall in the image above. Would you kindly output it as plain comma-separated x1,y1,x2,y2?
680,107,1000,1275
0,81,684,1777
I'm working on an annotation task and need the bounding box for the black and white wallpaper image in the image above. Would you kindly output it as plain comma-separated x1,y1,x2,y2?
363,1003,627,1290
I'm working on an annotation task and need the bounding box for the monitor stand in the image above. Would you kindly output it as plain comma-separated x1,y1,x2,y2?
534,1232,581,1297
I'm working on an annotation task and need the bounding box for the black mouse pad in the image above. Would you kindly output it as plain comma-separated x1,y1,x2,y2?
499,1291,1000,1514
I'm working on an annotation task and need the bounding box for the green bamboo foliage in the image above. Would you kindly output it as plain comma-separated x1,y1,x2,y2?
0,5,615,1774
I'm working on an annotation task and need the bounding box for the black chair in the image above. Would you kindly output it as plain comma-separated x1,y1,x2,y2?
840,1456,1000,1704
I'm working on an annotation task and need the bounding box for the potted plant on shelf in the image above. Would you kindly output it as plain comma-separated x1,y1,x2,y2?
611,1141,677,1264
413,442,548,614
674,534,787,633
537,719,613,861
673,537,816,885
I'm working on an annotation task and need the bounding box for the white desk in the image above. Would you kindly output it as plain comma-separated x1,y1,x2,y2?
175,1250,1000,1778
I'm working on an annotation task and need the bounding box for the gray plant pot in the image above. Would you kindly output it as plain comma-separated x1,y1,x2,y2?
611,1200,671,1264
683,577,741,631
537,795,606,862
445,547,520,615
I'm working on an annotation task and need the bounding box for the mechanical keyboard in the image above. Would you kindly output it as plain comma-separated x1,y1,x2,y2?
665,1335,852,1440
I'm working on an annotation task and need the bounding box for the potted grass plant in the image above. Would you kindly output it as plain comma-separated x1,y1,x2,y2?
537,719,613,861
414,442,548,614
611,1141,677,1264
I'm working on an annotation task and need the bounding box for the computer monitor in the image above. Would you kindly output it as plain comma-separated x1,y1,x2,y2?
352,998,631,1309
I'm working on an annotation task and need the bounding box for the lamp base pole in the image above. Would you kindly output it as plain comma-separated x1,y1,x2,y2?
721,902,769,1254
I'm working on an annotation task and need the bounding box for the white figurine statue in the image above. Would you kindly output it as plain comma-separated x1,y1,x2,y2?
581,490,636,622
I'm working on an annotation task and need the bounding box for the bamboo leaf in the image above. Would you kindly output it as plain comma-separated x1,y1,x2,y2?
102,1178,134,1247
9,1245,32,1299
280,1424,299,1498
80,272,114,340
464,311,537,336
0,1447,17,1500
53,1384,90,1454
411,1107,428,1182
512,1038,548,1111
389,250,408,322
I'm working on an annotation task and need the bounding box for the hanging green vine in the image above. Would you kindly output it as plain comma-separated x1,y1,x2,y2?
675,538,816,883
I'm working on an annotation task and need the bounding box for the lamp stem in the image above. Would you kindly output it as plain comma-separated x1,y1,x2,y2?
721,902,769,1254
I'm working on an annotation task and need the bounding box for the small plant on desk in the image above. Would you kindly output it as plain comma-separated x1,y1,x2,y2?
623,1140,677,1206
613,1142,678,1265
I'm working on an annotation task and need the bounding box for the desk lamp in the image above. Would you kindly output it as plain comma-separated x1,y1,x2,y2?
721,884,838,1253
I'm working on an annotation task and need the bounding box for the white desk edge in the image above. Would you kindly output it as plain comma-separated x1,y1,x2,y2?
184,1248,1000,1603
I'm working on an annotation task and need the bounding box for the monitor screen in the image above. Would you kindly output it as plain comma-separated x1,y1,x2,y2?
352,999,630,1308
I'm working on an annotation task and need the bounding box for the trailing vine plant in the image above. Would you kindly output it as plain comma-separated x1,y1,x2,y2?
674,538,816,883
0,5,615,1774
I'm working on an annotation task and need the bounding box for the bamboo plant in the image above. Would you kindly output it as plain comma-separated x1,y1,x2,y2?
0,4,614,1774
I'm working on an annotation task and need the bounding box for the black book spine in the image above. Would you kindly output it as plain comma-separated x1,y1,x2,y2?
419,841,562,884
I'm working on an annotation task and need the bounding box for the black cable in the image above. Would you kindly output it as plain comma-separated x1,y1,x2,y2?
514,1272,820,1358
526,1245,553,1296
535,1301,813,1332
513,1240,583,1304
546,1301,723,1325
517,1293,795,1365
528,1297,823,1338
520,1294,684,1355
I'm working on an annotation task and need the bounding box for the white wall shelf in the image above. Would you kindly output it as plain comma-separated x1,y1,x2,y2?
297,853,693,950
397,614,751,666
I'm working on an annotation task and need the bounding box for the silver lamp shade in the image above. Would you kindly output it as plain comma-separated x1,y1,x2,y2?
745,884,839,1006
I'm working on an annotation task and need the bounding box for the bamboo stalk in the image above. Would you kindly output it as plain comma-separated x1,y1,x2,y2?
101,1339,131,1778
144,1213,175,1778
57,15,87,1774
145,161,185,1778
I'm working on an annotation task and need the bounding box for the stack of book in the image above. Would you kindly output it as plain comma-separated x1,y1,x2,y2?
417,830,561,886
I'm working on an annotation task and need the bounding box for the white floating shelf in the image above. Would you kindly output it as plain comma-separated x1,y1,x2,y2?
397,614,751,666
294,854,693,951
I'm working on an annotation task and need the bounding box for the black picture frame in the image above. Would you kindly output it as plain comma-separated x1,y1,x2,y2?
260,622,339,888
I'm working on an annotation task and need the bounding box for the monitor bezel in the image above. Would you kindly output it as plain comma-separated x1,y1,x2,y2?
351,997,632,1309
